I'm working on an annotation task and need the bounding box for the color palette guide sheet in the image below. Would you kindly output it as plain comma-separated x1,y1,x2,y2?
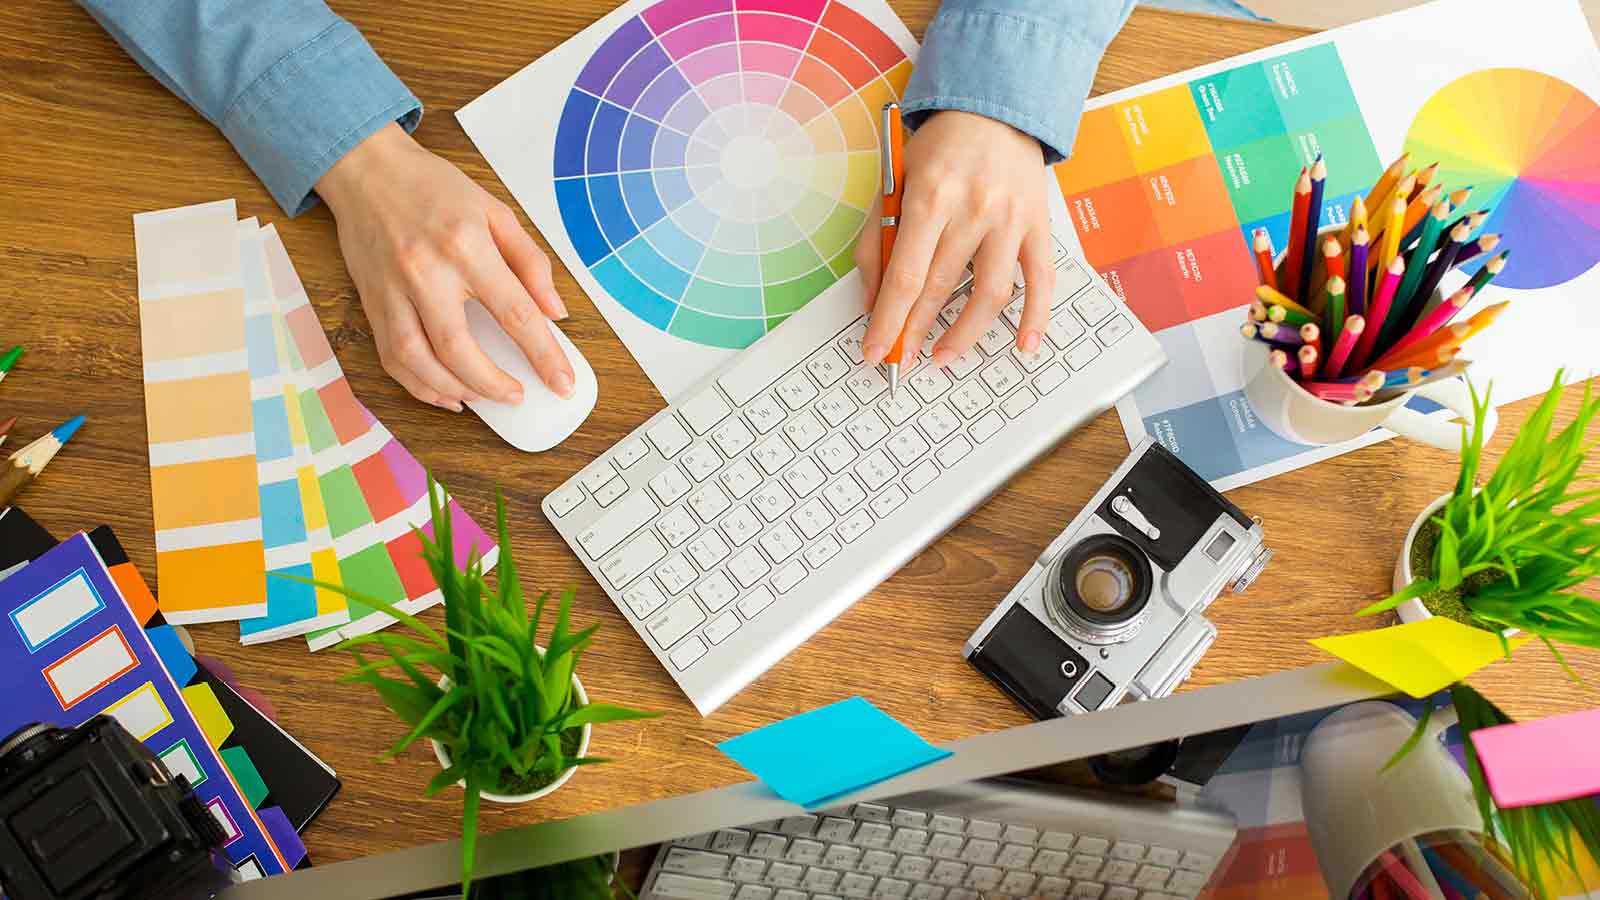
135,201,498,646
459,0,916,400
0,533,295,880
1049,0,1600,489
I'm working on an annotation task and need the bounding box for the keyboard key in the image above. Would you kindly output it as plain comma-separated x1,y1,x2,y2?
1133,865,1171,889
772,559,807,593
782,410,827,450
650,466,693,506
890,828,929,853
744,393,786,434
721,458,763,498
824,842,862,867
999,872,1037,896
1074,837,1110,856
1074,289,1117,325
696,572,738,611
935,435,972,468
1145,847,1181,868
1068,882,1105,899
721,505,764,546
970,410,1004,443
731,858,768,881
1002,385,1038,418
816,434,859,473
939,290,970,327
946,348,983,379
909,884,943,900
1065,338,1102,371
902,459,938,494
959,840,998,865
793,497,836,539
869,483,908,517
616,437,650,469
781,457,827,498
929,814,964,835
861,849,895,872
837,320,868,363
845,409,891,449
765,862,803,887
845,368,888,404
752,482,796,523
681,390,733,435
887,424,931,465
1066,855,1104,879
976,324,1013,356
547,484,584,518
996,843,1035,868
697,610,738,646
965,866,1002,891
921,319,949,359
838,873,875,899
687,530,731,569
752,435,797,475
926,833,964,858
580,462,618,493
851,803,890,823
689,483,733,523
816,388,858,427
1046,308,1086,349
908,366,952,403
776,371,819,410
807,348,851,386
658,506,699,547
817,817,856,843
600,531,667,589
838,508,873,543
1031,849,1071,875
1035,362,1070,395
1036,876,1071,899
853,449,897,491
682,443,723,482
1110,841,1146,862
980,357,1024,397
1040,831,1074,851
801,868,840,892
931,860,968,885
737,584,777,618
750,834,788,858
1013,342,1052,373
1103,888,1137,900
917,403,961,444
594,476,629,507
646,598,705,649
665,848,731,877
649,416,693,458
1098,314,1134,346
649,872,735,899
1055,261,1092,304
1101,860,1139,885
621,578,667,618
874,877,911,899
759,521,803,561
711,829,751,853
713,418,757,457
949,383,991,419
729,548,771,588
1177,851,1213,871
786,838,825,864
1002,294,1026,329
877,389,920,427
1166,869,1208,893
824,476,867,515
966,820,1002,840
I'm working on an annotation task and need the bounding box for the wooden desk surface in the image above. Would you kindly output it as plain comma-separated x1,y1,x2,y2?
3,0,1597,869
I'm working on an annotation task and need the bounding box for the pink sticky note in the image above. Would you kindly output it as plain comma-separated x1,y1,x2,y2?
1469,707,1600,808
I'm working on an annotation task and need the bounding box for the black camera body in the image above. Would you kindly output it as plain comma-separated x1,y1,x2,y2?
0,717,236,900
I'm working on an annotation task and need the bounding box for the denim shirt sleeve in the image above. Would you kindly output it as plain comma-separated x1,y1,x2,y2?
901,0,1136,164
76,0,422,216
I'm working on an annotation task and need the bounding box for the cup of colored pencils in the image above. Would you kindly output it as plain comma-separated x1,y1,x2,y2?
1243,152,1510,408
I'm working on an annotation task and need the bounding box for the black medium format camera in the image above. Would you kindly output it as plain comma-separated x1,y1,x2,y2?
0,717,237,900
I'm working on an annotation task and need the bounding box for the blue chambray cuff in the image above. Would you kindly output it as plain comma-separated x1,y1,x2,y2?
219,18,422,216
901,3,1127,164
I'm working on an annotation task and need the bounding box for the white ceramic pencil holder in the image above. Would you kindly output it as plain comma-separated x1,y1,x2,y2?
1243,225,1494,451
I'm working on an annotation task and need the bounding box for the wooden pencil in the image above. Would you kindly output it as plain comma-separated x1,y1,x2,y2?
1320,236,1345,296
1253,230,1277,291
1364,152,1410,213
1283,167,1312,301
0,346,20,388
1353,256,1405,371
1298,344,1319,380
1433,842,1514,900
1258,321,1306,347
1323,276,1347,345
0,415,84,510
1376,303,1507,370
1465,252,1507,294
1326,314,1364,377
1301,322,1322,365
1341,194,1369,256
1298,157,1327,303
1348,226,1370,316
1410,161,1440,201
0,416,15,452
1412,221,1475,314
1256,285,1317,320
1454,233,1500,266
1269,348,1294,373
1249,299,1269,321
1268,304,1315,327
1397,184,1444,244
1388,201,1452,342
1376,194,1408,279
1386,285,1475,360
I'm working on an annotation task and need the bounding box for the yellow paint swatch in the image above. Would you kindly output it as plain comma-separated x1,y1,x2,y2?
1310,617,1529,698
181,682,234,748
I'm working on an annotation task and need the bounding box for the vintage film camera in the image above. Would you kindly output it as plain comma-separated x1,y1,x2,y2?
964,439,1271,719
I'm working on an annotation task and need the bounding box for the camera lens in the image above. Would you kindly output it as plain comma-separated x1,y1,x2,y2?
1048,533,1153,645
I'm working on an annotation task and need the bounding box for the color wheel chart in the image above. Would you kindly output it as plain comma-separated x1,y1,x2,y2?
554,0,910,348
1404,67,1600,290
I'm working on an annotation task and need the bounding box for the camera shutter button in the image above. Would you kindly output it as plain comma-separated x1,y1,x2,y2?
1060,660,1079,679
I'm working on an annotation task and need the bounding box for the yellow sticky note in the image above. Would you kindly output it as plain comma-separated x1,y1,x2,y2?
1310,617,1529,697
181,682,234,748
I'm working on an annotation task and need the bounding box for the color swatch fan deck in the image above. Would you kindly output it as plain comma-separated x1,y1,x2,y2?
460,0,917,400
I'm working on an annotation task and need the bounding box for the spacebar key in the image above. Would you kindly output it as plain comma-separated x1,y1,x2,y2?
649,873,735,899
576,490,659,559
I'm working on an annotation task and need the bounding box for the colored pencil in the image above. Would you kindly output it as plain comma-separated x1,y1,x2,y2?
1320,236,1345,296
1256,285,1317,320
1454,233,1501,266
1465,252,1507,294
1341,194,1369,256
1323,276,1347,344
1353,256,1405,371
1410,161,1439,201
0,416,14,452
1298,157,1327,302
0,415,84,510
1364,153,1410,213
1377,194,1408,280
1444,209,1488,243
1269,348,1295,373
1253,230,1277,291
1398,184,1444,244
0,346,20,387
1326,314,1364,377
1446,185,1472,210
1433,843,1513,900
1257,321,1306,347
1376,304,1505,370
1249,299,1269,321
1386,286,1475,359
1412,221,1475,315
1422,847,1479,900
1301,322,1322,360
1283,167,1312,301
1372,871,1398,900
1268,304,1315,327
1298,344,1319,380
1378,849,1436,900
1388,201,1452,341
1348,226,1370,316
1399,839,1447,900
1370,359,1475,405
1304,378,1376,403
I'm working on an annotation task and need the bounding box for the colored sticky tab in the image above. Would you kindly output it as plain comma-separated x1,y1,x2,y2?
182,682,235,747
257,806,308,868
1310,617,1528,698
718,697,951,808
145,624,197,687
220,745,270,808
1470,708,1600,809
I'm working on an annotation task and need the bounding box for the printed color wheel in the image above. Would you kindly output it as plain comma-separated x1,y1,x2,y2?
553,0,912,348
1403,67,1600,290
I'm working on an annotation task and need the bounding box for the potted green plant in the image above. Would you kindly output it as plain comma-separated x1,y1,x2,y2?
1363,371,1600,660
304,479,657,896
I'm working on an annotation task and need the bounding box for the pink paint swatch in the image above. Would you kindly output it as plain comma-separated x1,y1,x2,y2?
1469,707,1600,808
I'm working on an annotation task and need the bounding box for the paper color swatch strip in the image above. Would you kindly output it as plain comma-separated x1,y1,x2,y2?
135,199,268,622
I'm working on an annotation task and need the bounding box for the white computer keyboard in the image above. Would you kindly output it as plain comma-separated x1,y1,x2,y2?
638,780,1236,900
544,235,1166,714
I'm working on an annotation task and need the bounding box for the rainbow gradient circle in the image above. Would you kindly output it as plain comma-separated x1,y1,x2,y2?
552,0,912,348
1403,68,1600,290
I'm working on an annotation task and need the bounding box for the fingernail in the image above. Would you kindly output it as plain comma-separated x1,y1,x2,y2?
446,400,464,413
863,342,888,365
507,389,525,404
553,372,575,399
554,298,570,320
464,393,483,404
900,344,918,366
933,347,957,368
1019,330,1041,353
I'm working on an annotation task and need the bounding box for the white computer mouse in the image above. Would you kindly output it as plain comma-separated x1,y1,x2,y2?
463,299,597,452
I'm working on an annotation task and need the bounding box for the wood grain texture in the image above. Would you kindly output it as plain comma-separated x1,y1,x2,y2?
2,1,1596,868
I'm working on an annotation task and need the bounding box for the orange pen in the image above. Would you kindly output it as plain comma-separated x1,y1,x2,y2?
879,102,907,397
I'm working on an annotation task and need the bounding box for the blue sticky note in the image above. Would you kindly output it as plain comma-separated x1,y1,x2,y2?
145,624,197,686
718,697,951,808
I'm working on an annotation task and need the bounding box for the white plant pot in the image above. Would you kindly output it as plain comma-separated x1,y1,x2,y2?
429,668,591,804
1393,492,1518,635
